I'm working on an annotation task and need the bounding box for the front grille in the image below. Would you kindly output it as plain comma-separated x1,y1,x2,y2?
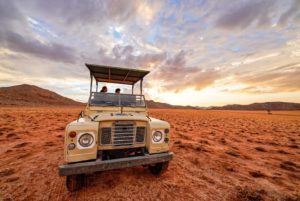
100,122,146,146
136,127,145,143
113,121,135,146
101,128,111,144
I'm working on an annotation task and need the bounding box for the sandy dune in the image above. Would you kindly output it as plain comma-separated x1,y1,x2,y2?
0,107,299,201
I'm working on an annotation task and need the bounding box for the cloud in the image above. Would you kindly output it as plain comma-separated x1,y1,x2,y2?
24,0,138,24
112,45,134,58
0,0,77,63
85,47,221,92
278,0,300,26
82,44,167,70
227,62,300,94
0,0,23,23
150,50,221,92
19,0,154,31
215,0,274,30
0,30,77,63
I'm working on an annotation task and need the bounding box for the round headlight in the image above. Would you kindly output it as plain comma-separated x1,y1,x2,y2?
78,133,94,147
153,131,163,142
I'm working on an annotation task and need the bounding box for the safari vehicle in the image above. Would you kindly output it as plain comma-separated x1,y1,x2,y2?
59,64,173,191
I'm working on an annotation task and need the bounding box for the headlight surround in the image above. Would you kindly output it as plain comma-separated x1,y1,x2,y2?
152,131,163,142
78,133,94,147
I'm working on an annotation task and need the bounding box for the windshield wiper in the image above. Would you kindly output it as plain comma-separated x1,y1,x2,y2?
91,115,99,121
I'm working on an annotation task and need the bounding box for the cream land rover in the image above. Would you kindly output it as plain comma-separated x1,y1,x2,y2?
59,64,173,191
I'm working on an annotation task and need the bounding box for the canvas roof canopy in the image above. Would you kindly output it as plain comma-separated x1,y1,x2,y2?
85,63,150,85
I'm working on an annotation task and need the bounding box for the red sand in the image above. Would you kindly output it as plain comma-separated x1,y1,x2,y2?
0,107,299,201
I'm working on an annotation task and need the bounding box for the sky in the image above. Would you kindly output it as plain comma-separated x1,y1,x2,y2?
0,0,300,106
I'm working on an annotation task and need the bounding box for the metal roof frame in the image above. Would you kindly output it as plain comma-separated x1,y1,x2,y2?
85,63,149,95
85,63,150,85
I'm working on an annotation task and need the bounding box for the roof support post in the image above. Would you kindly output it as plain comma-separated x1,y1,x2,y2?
90,72,93,93
132,85,134,95
96,81,98,92
108,67,111,82
88,72,93,105
140,79,143,95
124,70,130,81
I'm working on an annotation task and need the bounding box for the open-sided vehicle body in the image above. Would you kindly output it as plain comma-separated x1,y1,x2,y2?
59,64,173,191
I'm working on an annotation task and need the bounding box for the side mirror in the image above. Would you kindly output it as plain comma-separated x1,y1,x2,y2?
77,111,84,122
79,111,84,118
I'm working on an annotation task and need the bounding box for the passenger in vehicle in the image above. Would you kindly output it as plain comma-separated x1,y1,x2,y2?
115,88,121,94
100,86,107,93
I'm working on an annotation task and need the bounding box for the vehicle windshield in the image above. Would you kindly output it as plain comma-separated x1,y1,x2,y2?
89,92,146,107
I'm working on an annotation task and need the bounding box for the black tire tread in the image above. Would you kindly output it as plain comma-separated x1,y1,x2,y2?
148,162,169,175
66,174,85,192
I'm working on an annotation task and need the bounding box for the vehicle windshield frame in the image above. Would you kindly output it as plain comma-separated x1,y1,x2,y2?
88,92,146,108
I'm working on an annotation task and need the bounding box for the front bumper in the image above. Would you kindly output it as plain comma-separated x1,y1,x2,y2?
59,152,173,176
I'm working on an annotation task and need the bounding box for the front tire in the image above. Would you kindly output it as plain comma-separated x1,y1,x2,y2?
148,162,169,175
66,174,85,192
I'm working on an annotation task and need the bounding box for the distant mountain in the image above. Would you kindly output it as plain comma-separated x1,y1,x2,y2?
0,84,83,106
1,84,299,110
210,102,300,110
146,100,198,109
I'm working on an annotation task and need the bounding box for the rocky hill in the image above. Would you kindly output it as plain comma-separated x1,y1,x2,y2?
0,84,83,106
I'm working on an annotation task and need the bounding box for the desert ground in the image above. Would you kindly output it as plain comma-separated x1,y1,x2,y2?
0,107,299,201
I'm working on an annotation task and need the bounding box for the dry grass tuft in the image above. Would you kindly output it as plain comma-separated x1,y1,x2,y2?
249,171,265,178
235,186,265,201
0,168,15,177
280,161,297,171
277,149,289,154
177,133,193,140
225,150,239,157
190,157,200,166
13,142,29,148
255,147,266,152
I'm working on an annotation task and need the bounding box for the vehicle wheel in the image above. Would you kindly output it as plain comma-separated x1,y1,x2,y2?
66,174,85,192
148,162,169,175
